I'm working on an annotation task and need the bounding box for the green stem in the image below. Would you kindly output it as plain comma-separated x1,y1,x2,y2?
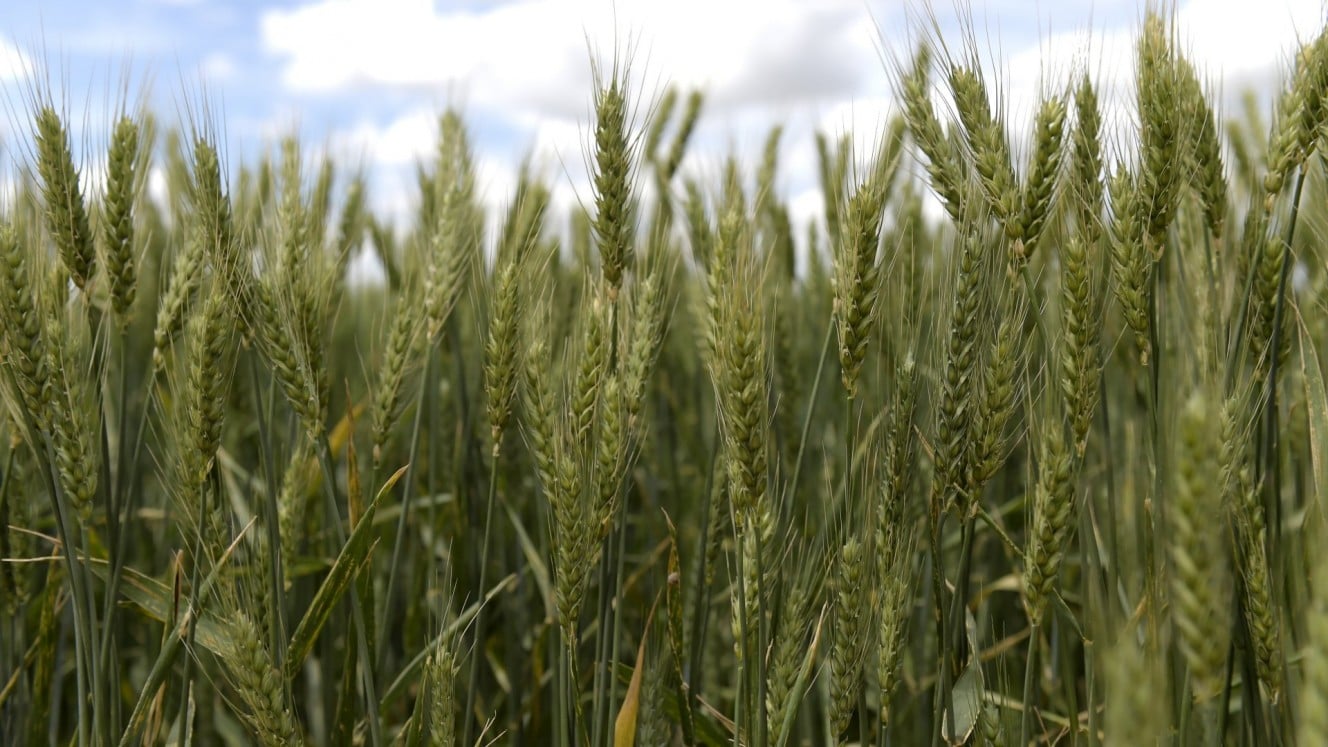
17,416,100,747
1084,637,1097,747
555,630,570,747
462,438,503,746
1021,624,1038,747
378,349,435,673
754,521,770,747
1261,167,1305,565
948,513,977,654
316,435,384,747
248,354,288,664
98,327,132,737
733,526,749,747
685,426,720,717
788,317,834,507
608,486,631,744
928,514,949,747
172,507,208,746
591,527,616,747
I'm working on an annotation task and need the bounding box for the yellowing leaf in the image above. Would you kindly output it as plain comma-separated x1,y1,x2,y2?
614,590,663,747
328,400,367,457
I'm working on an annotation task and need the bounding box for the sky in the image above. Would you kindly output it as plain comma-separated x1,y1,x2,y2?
0,0,1326,266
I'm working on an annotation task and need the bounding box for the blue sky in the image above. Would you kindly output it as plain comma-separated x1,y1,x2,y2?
0,0,1324,249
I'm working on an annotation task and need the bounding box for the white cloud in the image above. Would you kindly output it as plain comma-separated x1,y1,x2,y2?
260,0,881,119
81,156,110,201
327,104,592,243
201,53,237,83
268,0,1327,253
347,244,387,287
0,37,30,81
330,108,439,168
1178,0,1323,86
147,165,170,214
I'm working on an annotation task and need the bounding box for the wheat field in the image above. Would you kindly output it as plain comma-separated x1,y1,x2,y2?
4,6,1328,746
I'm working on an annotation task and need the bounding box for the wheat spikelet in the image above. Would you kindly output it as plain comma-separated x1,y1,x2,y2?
1108,164,1151,364
969,292,1024,491
829,534,869,739
425,643,459,746
1135,12,1186,249
571,288,611,449
34,106,96,290
522,328,591,637
637,654,672,747
875,511,915,727
766,579,811,747
592,374,627,536
179,291,229,494
1170,393,1230,703
1177,60,1228,241
623,270,666,429
371,290,422,469
949,64,1018,227
1022,432,1075,625
1103,634,1165,747
192,136,234,269
484,255,524,453
522,335,561,501
1237,511,1283,703
153,136,229,370
976,695,1003,746
901,44,964,220
334,172,366,269
834,173,886,399
661,91,703,182
712,261,769,519
253,275,324,438
1265,36,1328,202
0,223,51,421
151,234,206,371
591,67,634,299
1071,74,1104,242
934,231,987,510
101,116,141,323
277,437,314,580
1059,235,1104,455
306,157,334,253
496,167,550,266
43,310,99,525
423,115,479,342
1015,95,1066,260
731,500,772,664
645,87,677,166
1220,396,1283,702
1249,234,1290,371
694,464,727,612
683,179,713,266
223,612,305,746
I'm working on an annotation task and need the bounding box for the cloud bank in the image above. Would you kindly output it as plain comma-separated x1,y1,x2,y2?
259,0,1325,236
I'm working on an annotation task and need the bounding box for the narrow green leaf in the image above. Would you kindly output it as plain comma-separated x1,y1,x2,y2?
1300,318,1328,513
283,465,406,677
945,662,983,744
